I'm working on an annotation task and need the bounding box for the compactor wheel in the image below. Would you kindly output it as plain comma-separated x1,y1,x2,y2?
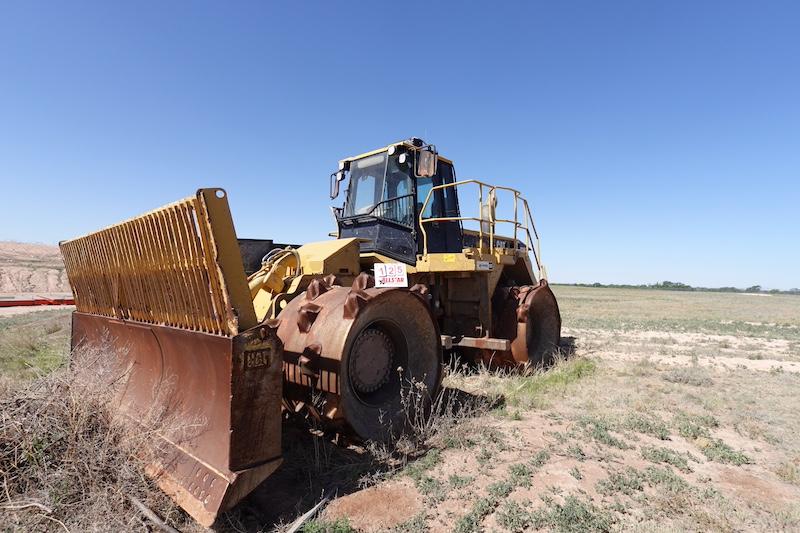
277,275,442,442
492,280,562,369
340,288,441,441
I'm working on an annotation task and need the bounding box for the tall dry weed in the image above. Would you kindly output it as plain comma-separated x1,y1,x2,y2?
0,343,194,532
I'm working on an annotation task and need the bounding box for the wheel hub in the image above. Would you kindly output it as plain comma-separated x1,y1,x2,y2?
349,328,393,394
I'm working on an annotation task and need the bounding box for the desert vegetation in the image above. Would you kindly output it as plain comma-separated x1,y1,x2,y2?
2,286,800,532
310,287,800,532
0,335,199,532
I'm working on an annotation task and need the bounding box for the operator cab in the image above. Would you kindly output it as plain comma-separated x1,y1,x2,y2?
331,138,462,264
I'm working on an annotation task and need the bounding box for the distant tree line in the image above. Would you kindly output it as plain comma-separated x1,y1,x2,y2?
559,281,800,295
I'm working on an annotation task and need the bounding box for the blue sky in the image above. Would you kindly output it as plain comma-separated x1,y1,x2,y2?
1,1,798,289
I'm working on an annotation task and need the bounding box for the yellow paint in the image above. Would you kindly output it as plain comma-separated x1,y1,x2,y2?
416,252,483,273
297,238,361,275
60,188,256,336
249,238,362,321
359,252,419,273
197,189,258,331
249,251,299,321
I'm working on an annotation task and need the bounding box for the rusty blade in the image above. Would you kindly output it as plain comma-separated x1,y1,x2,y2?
71,312,284,527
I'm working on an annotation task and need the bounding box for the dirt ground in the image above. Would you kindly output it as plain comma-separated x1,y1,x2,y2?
2,286,799,532
310,286,800,532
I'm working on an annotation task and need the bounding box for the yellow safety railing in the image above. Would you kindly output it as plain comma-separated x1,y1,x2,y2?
418,179,545,279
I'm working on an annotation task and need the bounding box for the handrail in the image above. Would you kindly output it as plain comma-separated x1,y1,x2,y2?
418,179,545,279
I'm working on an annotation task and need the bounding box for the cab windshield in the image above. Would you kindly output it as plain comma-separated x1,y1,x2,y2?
344,153,386,216
343,152,413,225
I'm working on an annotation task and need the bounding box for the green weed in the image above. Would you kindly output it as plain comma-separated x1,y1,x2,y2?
537,495,613,532
509,463,533,487
531,449,551,467
641,446,692,473
624,413,670,440
567,444,586,461
448,473,473,489
390,513,428,532
643,465,691,493
416,475,447,502
578,416,630,450
596,467,644,496
403,449,441,483
495,499,530,532
497,495,613,532
303,517,354,533
0,311,70,380
676,413,718,440
454,496,494,533
700,439,752,465
493,358,597,408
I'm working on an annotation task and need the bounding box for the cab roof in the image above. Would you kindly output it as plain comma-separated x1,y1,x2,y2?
338,138,453,167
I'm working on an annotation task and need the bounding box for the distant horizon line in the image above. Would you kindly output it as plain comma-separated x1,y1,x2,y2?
553,281,800,295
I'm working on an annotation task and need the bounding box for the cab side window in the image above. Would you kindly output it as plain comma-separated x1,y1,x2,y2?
416,176,437,219
438,162,459,217
416,161,459,220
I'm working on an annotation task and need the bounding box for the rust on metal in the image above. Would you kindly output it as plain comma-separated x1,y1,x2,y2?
450,335,511,351
487,280,561,367
276,284,442,441
297,301,323,333
343,272,375,319
71,313,283,527
343,289,369,320
298,343,322,378
305,277,331,301
351,271,375,291
60,189,279,527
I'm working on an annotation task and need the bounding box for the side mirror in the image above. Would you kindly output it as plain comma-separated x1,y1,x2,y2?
416,148,437,178
330,170,345,199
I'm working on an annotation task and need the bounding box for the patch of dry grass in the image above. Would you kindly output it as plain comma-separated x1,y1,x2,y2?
662,365,714,386
0,345,193,532
553,285,800,339
776,459,800,486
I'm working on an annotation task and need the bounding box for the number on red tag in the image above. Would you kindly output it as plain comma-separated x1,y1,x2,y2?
374,263,408,288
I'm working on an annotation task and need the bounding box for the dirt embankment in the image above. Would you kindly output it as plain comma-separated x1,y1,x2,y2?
0,242,70,293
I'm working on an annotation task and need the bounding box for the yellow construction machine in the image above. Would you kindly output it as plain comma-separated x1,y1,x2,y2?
60,138,560,526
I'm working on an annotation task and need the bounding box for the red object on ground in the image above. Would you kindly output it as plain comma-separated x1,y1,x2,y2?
0,297,75,308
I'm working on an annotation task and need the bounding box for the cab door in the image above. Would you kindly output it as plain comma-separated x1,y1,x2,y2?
415,161,463,254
